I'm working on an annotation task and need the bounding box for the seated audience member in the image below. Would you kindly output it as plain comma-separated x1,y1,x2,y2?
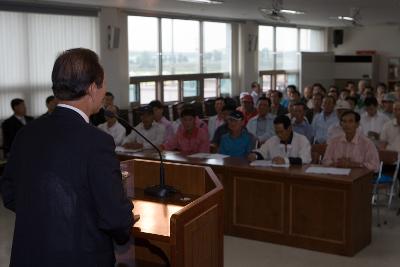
208,97,225,141
211,105,236,147
301,85,313,109
2,98,34,157
90,91,114,126
328,85,339,101
381,93,396,119
236,94,258,125
337,88,350,106
346,81,358,98
286,85,300,106
123,105,165,150
41,95,58,117
219,111,256,157
270,90,288,116
312,83,326,96
323,110,379,172
292,102,313,143
376,82,387,107
98,105,126,146
394,82,400,101
149,100,173,141
305,92,323,123
163,108,209,154
327,101,352,141
286,100,297,120
380,101,400,152
360,97,390,141
172,102,206,133
312,95,338,144
250,81,262,105
248,115,311,165
345,96,358,110
246,97,275,144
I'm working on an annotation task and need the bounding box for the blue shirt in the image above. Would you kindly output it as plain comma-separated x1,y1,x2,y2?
219,130,255,157
292,119,314,143
311,112,339,144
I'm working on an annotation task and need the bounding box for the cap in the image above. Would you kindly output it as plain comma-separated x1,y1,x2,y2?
241,94,253,103
335,100,351,110
138,105,153,115
228,110,244,121
382,93,396,103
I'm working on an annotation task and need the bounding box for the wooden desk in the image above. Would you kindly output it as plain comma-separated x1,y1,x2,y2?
122,159,224,266
119,151,373,256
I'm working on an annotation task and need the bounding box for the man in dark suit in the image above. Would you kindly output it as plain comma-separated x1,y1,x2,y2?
1,98,34,158
40,95,58,117
0,48,134,267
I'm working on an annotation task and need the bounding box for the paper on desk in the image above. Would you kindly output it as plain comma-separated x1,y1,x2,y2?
188,153,229,159
305,166,351,175
115,146,142,153
249,160,290,168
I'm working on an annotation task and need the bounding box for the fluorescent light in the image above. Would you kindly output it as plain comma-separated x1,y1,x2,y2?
177,0,224,4
280,9,305,15
338,16,354,21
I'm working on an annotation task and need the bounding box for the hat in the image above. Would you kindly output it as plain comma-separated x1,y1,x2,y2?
335,100,351,110
382,93,396,103
138,105,153,115
228,110,244,121
241,94,253,103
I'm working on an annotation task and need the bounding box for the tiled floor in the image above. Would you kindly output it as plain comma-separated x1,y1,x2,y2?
1,199,400,267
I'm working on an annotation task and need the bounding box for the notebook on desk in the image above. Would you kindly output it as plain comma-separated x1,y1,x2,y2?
115,146,143,154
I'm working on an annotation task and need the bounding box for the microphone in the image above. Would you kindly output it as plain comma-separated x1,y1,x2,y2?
104,109,177,198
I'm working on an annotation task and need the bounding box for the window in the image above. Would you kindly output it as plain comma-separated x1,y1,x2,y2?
258,26,274,71
128,16,159,76
140,81,156,105
0,11,99,119
163,80,179,102
258,25,326,91
204,78,218,98
300,29,325,52
203,22,231,73
276,27,298,71
128,16,232,103
183,80,198,98
162,19,200,75
129,84,138,103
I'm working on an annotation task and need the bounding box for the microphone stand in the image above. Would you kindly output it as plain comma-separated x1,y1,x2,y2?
108,111,177,198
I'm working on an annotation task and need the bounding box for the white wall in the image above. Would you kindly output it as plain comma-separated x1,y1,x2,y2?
238,21,259,94
99,7,130,109
330,25,400,84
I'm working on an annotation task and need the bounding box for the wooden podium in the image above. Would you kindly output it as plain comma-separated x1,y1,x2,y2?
121,159,224,267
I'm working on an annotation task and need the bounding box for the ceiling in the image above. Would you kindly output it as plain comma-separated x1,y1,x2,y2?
18,0,400,27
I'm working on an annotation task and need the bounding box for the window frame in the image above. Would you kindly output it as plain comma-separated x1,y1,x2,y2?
128,15,232,104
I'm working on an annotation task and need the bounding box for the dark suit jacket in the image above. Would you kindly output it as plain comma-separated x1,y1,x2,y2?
1,115,34,157
1,107,133,267
90,107,106,126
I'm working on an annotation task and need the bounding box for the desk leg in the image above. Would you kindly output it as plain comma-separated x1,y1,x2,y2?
135,238,170,267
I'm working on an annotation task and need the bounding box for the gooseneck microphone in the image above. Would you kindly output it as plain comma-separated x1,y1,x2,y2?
104,110,176,198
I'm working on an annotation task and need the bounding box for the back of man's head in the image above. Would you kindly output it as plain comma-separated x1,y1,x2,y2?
52,48,104,101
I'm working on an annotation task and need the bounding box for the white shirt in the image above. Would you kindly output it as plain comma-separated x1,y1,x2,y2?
123,122,165,149
98,121,126,146
381,119,400,152
208,115,224,141
14,115,26,125
58,104,89,123
360,111,389,137
254,132,311,164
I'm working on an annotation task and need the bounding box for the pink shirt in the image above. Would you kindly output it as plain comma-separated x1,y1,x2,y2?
323,130,379,172
163,125,210,155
